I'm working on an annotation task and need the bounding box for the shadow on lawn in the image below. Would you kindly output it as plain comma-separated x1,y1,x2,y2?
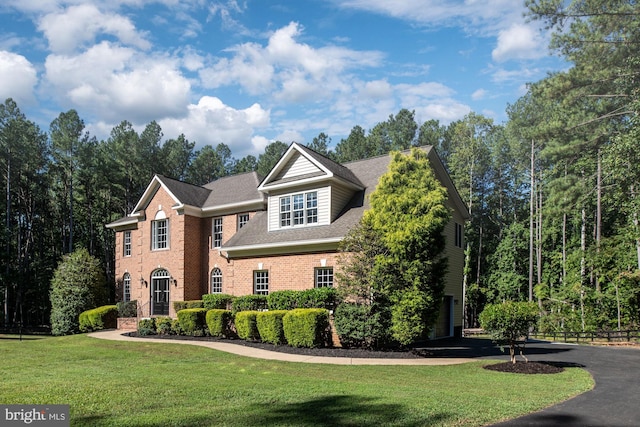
244,395,450,427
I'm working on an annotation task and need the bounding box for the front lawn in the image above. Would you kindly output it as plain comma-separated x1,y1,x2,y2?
0,334,593,426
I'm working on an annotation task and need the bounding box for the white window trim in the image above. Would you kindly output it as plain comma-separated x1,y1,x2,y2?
151,219,169,251
212,217,223,248
210,268,222,293
314,267,334,288
254,270,269,295
123,231,131,257
123,273,131,302
278,190,319,229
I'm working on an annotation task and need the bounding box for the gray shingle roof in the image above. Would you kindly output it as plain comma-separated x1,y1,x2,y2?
156,175,211,207
202,172,265,208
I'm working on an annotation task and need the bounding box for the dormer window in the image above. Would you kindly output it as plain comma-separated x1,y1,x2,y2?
279,191,318,228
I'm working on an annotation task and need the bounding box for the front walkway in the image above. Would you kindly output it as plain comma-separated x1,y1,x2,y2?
88,329,476,366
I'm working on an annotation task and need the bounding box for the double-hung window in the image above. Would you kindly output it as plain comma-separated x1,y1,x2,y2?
315,267,333,288
123,231,131,257
237,213,249,230
152,219,168,250
123,273,131,302
254,271,269,295
279,191,318,228
210,268,222,293
213,218,223,248
454,223,464,248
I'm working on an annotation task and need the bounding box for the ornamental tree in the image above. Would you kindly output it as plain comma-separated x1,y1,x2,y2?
479,301,539,364
337,148,451,346
50,248,107,335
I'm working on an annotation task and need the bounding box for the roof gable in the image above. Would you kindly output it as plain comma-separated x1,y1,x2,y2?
259,142,363,192
131,175,211,215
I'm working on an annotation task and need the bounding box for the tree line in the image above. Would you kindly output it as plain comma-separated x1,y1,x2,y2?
1,0,639,333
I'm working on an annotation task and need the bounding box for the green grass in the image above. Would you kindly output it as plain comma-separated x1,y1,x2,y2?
0,334,593,426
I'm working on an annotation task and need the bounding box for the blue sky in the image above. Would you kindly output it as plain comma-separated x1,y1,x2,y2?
0,1,566,157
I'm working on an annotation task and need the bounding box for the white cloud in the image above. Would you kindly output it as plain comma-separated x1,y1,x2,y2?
492,23,546,62
472,88,487,100
158,96,271,156
199,22,383,103
0,51,37,106
44,41,191,123
38,4,151,53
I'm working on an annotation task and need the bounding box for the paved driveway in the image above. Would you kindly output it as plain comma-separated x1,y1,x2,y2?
420,338,640,426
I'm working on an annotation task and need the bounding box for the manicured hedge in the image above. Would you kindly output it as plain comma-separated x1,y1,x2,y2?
256,310,288,345
116,300,137,317
177,308,208,336
138,318,156,336
234,311,261,341
232,295,267,314
173,300,204,312
203,293,236,310
333,303,389,349
267,288,338,311
79,305,118,332
206,309,233,337
283,308,330,348
155,316,173,335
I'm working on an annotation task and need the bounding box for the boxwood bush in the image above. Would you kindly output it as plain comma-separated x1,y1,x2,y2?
79,305,118,332
116,300,137,317
333,303,390,349
234,311,261,341
177,308,208,336
138,318,156,336
256,310,288,345
267,288,338,310
203,293,236,310
171,318,183,335
283,308,330,348
206,309,233,337
173,300,204,312
232,295,267,314
155,316,173,335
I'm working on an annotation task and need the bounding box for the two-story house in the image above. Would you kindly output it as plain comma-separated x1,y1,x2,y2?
106,143,469,337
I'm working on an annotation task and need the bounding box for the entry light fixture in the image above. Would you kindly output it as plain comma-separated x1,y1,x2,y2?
140,276,147,287
170,275,178,287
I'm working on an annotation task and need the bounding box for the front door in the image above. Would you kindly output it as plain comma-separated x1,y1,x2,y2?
151,269,170,315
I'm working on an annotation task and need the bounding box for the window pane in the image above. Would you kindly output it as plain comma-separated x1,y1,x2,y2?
254,271,269,295
213,218,223,248
123,231,131,256
210,268,222,293
280,196,291,227
315,267,333,288
306,192,318,224
238,213,249,229
123,273,131,302
152,220,168,250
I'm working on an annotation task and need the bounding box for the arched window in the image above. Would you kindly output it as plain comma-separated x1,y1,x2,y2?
210,268,222,293
123,273,131,302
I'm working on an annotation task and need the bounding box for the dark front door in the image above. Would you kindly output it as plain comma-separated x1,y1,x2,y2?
152,277,170,316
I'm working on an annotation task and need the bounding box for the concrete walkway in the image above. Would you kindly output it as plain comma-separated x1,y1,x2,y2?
88,329,476,365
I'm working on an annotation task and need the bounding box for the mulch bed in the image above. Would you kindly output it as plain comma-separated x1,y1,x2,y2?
126,332,429,359
483,361,564,374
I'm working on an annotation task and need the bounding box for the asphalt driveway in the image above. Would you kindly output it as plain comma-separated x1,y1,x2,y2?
420,337,640,426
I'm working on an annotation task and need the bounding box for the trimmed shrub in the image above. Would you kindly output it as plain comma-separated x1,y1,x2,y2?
479,301,539,364
203,294,236,310
177,308,208,336
116,300,137,318
173,300,204,312
267,288,339,311
283,308,330,348
206,309,233,337
256,310,288,345
298,288,338,310
234,311,261,341
155,316,173,335
232,295,267,314
333,303,390,349
267,291,298,310
138,318,156,336
79,305,118,332
171,318,183,335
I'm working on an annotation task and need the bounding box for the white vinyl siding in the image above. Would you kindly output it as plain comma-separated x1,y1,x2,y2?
269,186,330,231
330,183,355,221
274,153,323,180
